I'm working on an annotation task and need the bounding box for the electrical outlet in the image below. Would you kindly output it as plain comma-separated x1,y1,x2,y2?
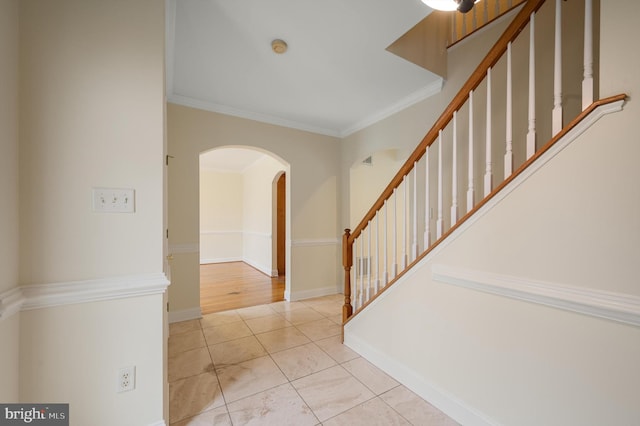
118,366,136,393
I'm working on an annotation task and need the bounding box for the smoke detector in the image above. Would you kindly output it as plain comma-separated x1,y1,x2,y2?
271,39,288,54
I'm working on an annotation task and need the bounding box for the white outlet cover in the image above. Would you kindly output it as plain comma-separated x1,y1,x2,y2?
118,366,136,393
93,187,135,213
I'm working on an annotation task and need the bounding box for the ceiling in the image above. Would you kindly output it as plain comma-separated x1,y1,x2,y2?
166,0,443,138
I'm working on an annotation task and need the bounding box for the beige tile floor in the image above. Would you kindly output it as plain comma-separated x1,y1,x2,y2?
168,294,458,426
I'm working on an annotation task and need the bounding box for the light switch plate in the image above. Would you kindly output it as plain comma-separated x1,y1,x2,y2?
92,188,135,213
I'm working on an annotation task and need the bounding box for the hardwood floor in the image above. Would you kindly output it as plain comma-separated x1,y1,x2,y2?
200,262,285,315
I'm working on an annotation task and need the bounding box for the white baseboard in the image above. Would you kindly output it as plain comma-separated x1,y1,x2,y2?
147,421,166,426
287,285,338,302
343,331,497,426
168,307,202,324
200,257,242,265
243,258,275,277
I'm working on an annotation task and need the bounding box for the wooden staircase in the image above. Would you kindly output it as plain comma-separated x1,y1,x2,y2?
343,0,625,324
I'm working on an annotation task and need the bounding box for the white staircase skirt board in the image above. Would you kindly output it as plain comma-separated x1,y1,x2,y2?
347,99,626,319
0,273,170,320
433,264,640,327
344,331,497,426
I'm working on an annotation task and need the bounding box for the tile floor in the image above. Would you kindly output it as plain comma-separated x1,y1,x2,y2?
168,294,458,425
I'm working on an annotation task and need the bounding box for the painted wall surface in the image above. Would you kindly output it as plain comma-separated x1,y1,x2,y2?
167,104,342,308
19,0,165,284
200,169,243,263
243,156,285,275
349,149,403,228
341,1,588,235
0,0,20,402
17,0,166,423
345,2,640,424
20,295,165,426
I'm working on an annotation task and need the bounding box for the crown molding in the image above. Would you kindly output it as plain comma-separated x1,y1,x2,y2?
167,77,443,140
340,78,444,138
167,95,341,138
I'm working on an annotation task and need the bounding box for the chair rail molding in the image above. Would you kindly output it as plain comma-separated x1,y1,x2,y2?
432,264,640,327
169,243,199,254
0,287,25,321
0,273,170,321
291,238,340,247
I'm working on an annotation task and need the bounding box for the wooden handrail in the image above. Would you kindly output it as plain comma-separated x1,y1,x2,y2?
342,228,353,323
348,0,546,244
344,94,627,326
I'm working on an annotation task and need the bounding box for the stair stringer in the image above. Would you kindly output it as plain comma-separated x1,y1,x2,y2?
344,99,640,425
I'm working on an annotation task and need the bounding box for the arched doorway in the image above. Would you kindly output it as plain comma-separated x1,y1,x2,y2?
199,147,288,313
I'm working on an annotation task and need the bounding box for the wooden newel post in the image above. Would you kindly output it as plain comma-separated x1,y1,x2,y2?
342,228,353,322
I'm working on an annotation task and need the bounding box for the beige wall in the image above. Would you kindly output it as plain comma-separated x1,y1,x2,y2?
168,104,342,308
0,0,20,403
345,1,640,424
200,169,243,263
349,149,403,228
20,295,165,426
16,0,167,423
19,0,165,283
341,1,587,234
243,155,286,275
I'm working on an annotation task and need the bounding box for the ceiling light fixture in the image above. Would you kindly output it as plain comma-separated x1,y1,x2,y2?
271,39,288,54
421,0,481,14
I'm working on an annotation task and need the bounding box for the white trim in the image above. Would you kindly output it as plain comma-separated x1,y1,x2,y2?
168,79,443,139
340,79,444,138
147,421,166,426
244,231,271,239
168,95,341,137
345,100,626,318
291,238,340,247
343,331,497,426
21,273,170,311
243,258,274,277
168,307,202,324
200,257,242,265
432,264,640,327
0,287,25,321
287,285,338,302
169,243,199,254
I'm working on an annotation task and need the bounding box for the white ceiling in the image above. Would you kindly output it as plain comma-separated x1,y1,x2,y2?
166,0,443,138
